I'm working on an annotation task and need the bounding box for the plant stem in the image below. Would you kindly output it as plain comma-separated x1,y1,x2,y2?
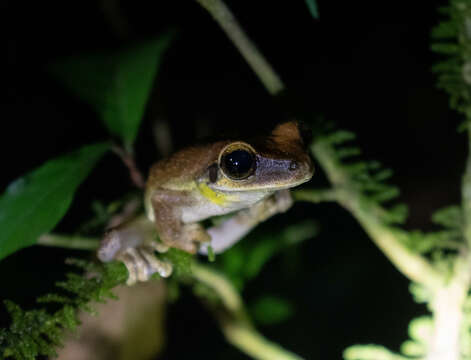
195,0,284,95
293,188,339,203
192,263,304,360
462,127,471,247
343,345,408,360
425,263,469,360
38,234,100,250
111,145,145,189
221,323,304,360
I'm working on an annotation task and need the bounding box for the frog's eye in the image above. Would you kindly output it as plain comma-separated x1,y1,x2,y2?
220,143,256,180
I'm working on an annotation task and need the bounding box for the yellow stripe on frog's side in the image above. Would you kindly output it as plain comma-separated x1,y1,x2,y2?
197,182,228,205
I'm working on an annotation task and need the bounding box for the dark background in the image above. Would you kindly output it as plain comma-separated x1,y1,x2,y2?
0,0,464,359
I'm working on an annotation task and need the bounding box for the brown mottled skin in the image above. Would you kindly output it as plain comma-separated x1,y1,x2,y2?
146,141,230,191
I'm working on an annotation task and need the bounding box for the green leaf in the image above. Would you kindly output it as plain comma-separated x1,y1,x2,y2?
0,143,109,261
399,316,433,357
408,316,433,344
305,0,319,19
432,205,462,229
50,33,174,148
250,296,294,325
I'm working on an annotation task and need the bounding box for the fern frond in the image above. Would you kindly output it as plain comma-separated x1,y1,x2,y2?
0,260,127,360
314,130,407,224
432,0,471,119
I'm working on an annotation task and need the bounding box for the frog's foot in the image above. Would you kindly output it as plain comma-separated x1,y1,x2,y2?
116,241,173,286
250,189,294,222
169,223,211,254
98,224,173,285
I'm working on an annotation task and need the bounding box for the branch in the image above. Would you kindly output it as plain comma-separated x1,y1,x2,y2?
462,127,471,246
111,145,145,189
195,0,284,95
38,234,100,250
293,188,339,203
192,263,304,360
343,344,408,360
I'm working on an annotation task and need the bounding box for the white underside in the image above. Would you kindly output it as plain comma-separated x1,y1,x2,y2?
180,189,273,223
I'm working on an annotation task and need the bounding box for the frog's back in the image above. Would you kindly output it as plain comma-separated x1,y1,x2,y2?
146,140,229,191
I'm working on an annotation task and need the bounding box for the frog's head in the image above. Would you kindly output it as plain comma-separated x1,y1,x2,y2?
207,121,314,192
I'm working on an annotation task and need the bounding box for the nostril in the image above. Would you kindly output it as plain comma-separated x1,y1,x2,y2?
288,161,298,171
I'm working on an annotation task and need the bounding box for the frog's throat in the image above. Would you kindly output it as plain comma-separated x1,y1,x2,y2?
197,182,227,205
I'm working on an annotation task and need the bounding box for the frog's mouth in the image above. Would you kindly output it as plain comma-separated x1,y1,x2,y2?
210,164,314,192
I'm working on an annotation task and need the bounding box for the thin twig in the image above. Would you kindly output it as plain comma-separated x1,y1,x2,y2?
38,234,100,250
462,127,471,247
293,188,339,203
196,0,284,95
111,145,145,189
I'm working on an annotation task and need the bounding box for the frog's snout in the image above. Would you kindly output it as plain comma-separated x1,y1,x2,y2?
301,155,315,180
287,155,314,184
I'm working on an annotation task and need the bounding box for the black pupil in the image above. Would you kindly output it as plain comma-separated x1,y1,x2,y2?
222,150,254,179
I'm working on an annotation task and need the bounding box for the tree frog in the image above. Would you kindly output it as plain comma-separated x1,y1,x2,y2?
98,121,314,284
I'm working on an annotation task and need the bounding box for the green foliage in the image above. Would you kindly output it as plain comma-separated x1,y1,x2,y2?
0,27,175,360
461,294,471,359
0,259,128,360
316,127,468,359
316,130,408,224
400,316,433,357
343,316,434,359
432,205,463,230
409,282,432,304
78,199,120,234
399,205,465,277
50,33,174,149
218,220,318,289
343,345,407,360
304,0,319,19
401,229,460,254
431,0,471,118
161,248,193,279
249,296,294,325
0,143,109,261
207,245,216,262
342,315,433,359
78,194,141,235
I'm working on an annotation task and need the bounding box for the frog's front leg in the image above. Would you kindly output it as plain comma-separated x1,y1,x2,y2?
98,216,173,285
199,189,293,255
150,189,211,253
